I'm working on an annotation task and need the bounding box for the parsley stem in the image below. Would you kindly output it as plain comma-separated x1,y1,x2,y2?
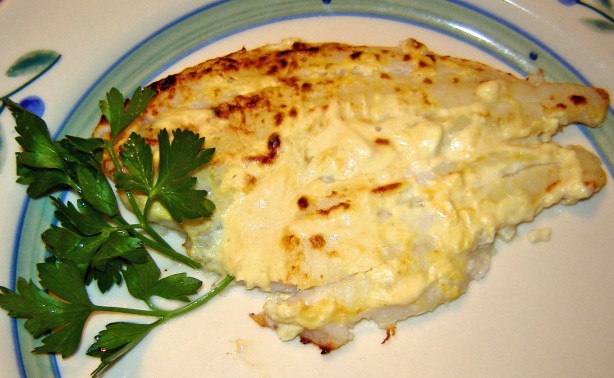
104,141,201,269
137,234,201,269
167,275,234,319
94,275,233,318
111,215,201,269
94,306,167,318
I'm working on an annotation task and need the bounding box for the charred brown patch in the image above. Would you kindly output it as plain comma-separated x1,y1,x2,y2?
374,138,390,145
267,65,279,75
289,107,298,118
309,234,326,249
301,82,313,92
213,103,238,119
245,133,281,164
570,94,587,106
160,74,176,90
275,112,284,126
403,54,411,61
297,196,309,209
371,182,402,194
381,326,396,344
350,51,363,60
219,57,239,72
213,94,266,120
317,201,350,216
299,336,337,355
282,76,300,89
292,41,320,53
276,49,293,57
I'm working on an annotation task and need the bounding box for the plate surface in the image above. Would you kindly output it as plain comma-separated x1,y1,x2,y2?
1,1,613,377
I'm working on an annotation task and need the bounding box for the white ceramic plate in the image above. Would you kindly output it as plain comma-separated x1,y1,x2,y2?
1,1,613,377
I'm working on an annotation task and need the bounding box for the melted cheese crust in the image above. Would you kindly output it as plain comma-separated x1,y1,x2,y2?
95,39,609,349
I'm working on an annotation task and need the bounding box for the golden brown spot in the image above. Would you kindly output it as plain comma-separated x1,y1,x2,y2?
317,201,350,216
309,234,326,249
248,313,268,327
301,82,313,92
371,182,402,194
403,54,411,61
570,94,587,106
289,107,298,117
423,78,433,84
244,174,257,192
584,180,600,192
297,196,309,209
380,72,391,80
283,234,300,250
350,51,363,60
545,180,560,193
375,138,390,145
596,88,610,101
556,103,567,110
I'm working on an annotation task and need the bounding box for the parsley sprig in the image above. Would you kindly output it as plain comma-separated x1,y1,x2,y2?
0,88,234,376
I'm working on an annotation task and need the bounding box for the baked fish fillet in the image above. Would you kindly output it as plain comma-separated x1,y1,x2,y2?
94,39,610,351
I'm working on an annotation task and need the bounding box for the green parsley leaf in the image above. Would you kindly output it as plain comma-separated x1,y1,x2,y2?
115,132,153,193
151,273,202,302
115,129,215,223
157,128,215,182
0,261,95,357
7,99,64,170
2,86,230,376
87,321,155,377
122,256,160,301
51,197,110,236
99,87,155,139
77,165,120,217
16,163,70,198
123,256,202,303
156,177,216,223
37,260,91,305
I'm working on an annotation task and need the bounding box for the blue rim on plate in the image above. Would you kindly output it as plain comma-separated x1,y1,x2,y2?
11,0,614,376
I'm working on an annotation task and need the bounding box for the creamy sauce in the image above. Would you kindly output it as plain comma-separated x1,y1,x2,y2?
111,39,607,345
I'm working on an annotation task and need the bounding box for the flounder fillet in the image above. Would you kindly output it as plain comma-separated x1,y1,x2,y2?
94,39,610,351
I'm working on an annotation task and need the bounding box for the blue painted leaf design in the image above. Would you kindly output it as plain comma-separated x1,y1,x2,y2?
582,18,614,31
6,50,61,77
